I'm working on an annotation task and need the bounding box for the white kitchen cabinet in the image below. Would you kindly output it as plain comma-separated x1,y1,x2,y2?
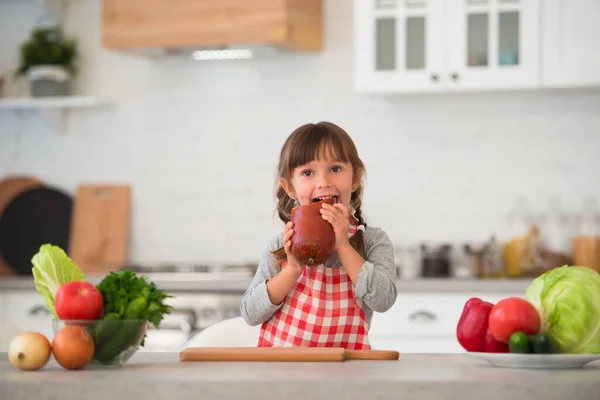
3,291,54,340
445,0,540,91
369,291,521,353
541,0,600,88
354,0,446,93
354,0,540,93
371,338,465,353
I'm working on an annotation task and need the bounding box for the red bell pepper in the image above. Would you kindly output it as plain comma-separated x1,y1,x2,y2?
456,297,494,352
482,330,509,353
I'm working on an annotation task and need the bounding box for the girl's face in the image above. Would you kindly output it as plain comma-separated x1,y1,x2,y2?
282,150,357,209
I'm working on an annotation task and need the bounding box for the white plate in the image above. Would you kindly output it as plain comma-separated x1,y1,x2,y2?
471,353,600,369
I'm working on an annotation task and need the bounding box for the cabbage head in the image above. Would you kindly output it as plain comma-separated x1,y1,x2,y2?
525,265,600,354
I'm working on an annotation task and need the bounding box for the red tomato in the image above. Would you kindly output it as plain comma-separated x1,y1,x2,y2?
488,297,540,343
55,281,104,320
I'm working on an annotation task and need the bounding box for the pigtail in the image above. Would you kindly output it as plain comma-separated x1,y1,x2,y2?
349,190,367,260
271,184,295,265
276,185,295,224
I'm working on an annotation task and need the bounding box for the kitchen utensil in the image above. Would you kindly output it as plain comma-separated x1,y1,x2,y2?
0,185,72,275
180,347,400,362
68,184,131,273
344,349,400,360
180,347,346,362
0,175,43,275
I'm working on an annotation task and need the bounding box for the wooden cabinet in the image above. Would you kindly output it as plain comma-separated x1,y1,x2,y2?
541,0,600,88
103,0,323,52
354,0,540,94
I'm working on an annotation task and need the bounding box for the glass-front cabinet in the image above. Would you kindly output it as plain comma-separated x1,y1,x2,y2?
446,0,539,90
354,0,446,93
354,0,540,93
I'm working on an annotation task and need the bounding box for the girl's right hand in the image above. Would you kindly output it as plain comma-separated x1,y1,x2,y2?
283,221,304,275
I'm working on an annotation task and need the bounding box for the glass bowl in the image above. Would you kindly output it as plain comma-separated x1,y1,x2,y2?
52,319,148,368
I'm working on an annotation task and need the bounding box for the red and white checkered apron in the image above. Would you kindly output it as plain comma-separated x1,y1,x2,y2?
258,219,371,350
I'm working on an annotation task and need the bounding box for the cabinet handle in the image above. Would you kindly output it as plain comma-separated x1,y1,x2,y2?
29,305,50,316
430,73,439,82
408,310,437,322
451,72,460,81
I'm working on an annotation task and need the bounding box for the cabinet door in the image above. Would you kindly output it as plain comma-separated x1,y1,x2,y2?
370,338,466,353
446,0,540,90
354,0,446,93
4,292,54,339
541,0,600,88
369,292,517,337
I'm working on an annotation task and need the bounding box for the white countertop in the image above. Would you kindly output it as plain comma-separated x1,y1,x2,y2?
1,352,598,400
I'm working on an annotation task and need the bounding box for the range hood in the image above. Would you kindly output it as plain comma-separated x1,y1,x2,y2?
102,0,323,58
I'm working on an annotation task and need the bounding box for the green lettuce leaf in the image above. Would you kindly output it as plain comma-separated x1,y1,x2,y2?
31,244,86,318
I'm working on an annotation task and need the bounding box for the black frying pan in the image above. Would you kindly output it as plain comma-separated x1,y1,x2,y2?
0,186,73,276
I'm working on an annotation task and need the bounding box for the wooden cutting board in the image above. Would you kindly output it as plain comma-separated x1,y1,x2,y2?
68,184,131,273
0,175,43,276
179,347,400,362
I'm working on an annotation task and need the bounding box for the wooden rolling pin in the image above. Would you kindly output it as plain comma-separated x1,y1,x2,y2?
180,347,400,362
345,350,399,361
180,347,346,362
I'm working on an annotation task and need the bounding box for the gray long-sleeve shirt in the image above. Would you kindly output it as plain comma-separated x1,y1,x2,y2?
240,226,398,329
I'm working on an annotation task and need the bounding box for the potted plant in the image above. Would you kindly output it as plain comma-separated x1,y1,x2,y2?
16,26,78,97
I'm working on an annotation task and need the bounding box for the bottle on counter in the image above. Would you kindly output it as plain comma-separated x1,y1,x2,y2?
539,198,573,271
451,244,475,279
502,198,543,277
484,235,505,279
573,197,600,272
465,236,504,279
420,243,452,278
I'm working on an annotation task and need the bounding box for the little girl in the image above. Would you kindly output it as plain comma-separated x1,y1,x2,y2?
240,121,397,350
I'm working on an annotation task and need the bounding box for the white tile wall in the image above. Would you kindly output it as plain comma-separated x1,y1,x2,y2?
1,1,599,263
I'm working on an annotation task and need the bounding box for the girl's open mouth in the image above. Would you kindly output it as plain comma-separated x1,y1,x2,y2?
312,195,338,203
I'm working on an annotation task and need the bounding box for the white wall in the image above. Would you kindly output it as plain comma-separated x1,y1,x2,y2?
1,0,599,264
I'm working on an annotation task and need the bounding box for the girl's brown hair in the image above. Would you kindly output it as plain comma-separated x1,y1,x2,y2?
272,121,367,265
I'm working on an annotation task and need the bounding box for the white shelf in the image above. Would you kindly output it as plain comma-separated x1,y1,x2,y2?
0,96,106,109
0,96,109,133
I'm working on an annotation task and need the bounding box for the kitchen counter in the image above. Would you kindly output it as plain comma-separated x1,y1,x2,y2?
1,352,599,400
0,275,532,294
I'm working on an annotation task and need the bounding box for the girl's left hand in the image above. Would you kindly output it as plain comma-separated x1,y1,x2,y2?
320,202,351,250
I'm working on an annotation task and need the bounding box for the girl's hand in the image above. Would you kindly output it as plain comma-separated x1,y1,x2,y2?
320,203,351,251
283,221,305,275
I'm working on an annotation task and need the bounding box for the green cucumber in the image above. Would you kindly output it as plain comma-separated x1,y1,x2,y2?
533,333,556,354
94,320,144,362
92,313,121,346
509,331,532,354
